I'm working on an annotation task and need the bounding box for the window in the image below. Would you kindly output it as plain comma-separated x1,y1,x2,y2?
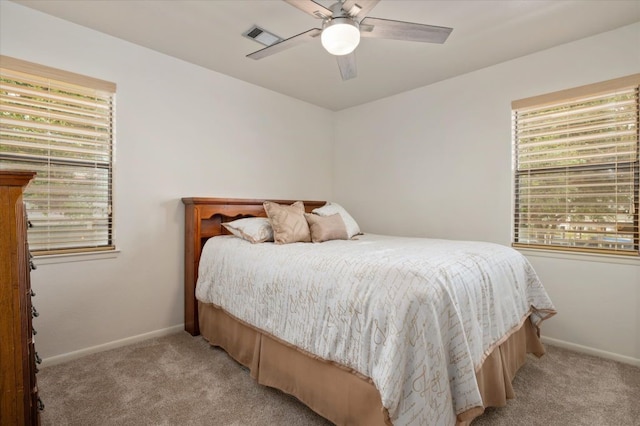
512,74,639,256
0,56,115,255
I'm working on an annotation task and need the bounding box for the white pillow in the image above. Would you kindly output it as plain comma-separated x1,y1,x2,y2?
222,217,273,243
312,202,360,238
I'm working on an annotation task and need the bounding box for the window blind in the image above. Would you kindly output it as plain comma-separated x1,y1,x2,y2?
0,56,116,255
512,74,639,256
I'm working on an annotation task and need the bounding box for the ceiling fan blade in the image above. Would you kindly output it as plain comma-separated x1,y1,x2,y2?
336,53,357,81
360,17,453,44
247,28,322,60
342,0,380,20
283,0,333,19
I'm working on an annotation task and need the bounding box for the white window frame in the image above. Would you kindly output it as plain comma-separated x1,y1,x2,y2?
512,74,639,257
0,55,116,256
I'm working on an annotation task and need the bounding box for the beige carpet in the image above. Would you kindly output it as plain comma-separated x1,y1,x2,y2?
38,332,640,425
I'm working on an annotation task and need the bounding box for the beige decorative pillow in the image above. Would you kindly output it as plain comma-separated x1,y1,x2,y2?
263,201,311,244
304,213,348,243
221,217,273,243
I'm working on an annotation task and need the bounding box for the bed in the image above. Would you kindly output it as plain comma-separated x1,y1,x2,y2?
182,197,556,426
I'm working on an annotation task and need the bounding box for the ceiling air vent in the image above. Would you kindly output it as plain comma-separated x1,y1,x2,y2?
243,26,283,47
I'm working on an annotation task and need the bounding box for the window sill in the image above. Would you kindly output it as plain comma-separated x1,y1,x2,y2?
33,249,120,266
516,247,640,266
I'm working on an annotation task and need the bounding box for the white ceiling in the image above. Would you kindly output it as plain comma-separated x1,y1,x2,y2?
11,0,640,111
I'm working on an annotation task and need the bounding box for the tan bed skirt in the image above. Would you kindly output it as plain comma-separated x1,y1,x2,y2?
198,301,545,426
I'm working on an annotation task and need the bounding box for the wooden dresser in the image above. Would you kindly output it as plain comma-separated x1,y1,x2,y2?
0,170,41,425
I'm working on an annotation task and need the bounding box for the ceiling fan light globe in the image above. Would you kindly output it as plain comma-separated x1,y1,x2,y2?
321,18,360,56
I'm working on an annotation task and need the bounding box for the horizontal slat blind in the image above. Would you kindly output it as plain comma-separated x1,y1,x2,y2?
512,75,639,256
0,56,115,255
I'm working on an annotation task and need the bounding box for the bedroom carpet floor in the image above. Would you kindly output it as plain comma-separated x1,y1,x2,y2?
38,332,640,426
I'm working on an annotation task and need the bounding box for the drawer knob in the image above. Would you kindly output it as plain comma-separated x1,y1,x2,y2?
35,352,42,365
32,307,39,318
37,397,45,411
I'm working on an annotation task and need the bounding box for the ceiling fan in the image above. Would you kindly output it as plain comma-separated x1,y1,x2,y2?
246,0,453,81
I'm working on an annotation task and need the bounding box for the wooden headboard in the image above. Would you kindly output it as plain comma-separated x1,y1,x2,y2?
181,197,326,335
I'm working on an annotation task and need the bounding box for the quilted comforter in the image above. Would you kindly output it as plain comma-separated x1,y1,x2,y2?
195,234,556,425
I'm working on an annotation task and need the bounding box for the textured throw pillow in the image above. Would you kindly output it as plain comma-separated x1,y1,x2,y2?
304,213,348,243
221,217,273,243
263,201,311,244
312,202,361,238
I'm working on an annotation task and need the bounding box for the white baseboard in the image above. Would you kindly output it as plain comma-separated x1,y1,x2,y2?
542,336,640,368
41,324,184,368
40,328,640,369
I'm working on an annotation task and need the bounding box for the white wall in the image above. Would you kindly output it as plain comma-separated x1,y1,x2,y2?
334,22,640,365
0,2,334,362
2,1,639,367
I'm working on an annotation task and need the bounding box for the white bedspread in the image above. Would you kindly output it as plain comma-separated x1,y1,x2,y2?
196,234,556,425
